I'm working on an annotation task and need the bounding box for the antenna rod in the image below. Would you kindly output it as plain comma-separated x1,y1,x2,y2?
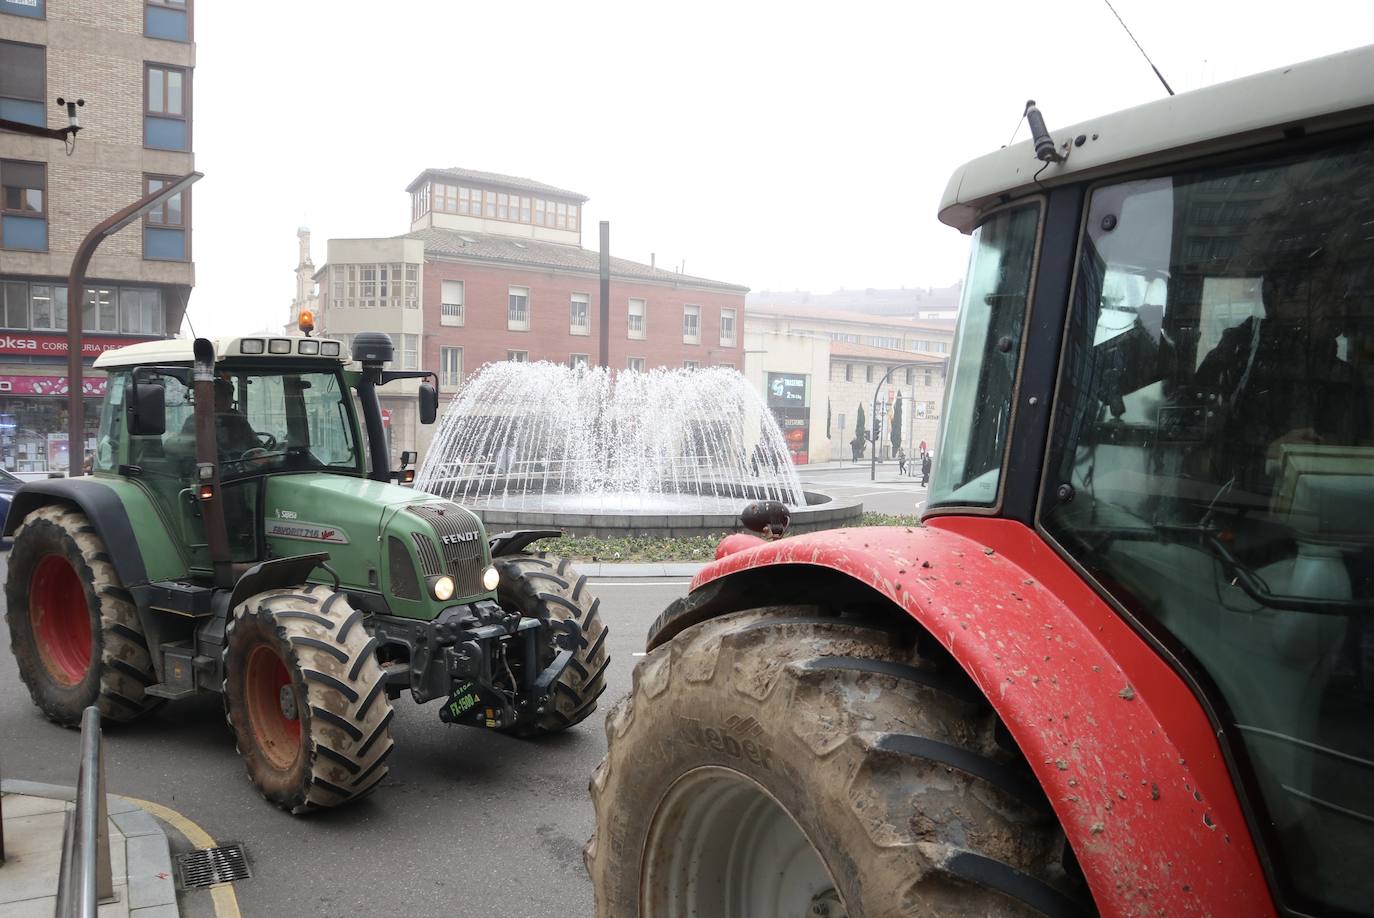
1102,0,1174,96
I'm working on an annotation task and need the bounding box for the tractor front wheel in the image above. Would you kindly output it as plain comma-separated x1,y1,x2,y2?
586,607,1094,917
494,554,609,737
222,585,394,814
5,504,159,726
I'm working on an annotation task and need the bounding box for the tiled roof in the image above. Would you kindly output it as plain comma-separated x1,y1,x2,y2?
748,302,956,333
405,167,589,202
405,227,749,293
830,340,947,363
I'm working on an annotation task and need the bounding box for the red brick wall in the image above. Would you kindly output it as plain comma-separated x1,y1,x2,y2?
421,259,746,379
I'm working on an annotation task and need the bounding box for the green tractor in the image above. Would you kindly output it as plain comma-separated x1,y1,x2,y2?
3,331,608,813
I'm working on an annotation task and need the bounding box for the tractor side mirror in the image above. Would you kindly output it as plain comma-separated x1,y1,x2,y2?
419,382,439,425
128,381,166,436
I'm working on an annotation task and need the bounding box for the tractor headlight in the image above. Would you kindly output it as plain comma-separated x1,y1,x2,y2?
430,575,456,602
482,565,500,592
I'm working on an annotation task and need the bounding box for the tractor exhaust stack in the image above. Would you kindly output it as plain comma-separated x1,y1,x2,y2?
192,338,233,590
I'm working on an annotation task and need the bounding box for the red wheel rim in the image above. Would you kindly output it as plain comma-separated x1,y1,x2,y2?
29,554,92,686
244,644,302,771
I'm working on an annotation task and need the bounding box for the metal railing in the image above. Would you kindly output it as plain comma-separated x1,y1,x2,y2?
55,706,114,917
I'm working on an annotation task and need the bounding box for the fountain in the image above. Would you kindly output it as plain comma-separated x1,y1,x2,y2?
415,362,862,538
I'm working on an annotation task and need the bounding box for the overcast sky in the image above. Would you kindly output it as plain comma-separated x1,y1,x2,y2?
186,0,1374,337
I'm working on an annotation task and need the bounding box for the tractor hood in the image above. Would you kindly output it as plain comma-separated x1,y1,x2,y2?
261,473,493,618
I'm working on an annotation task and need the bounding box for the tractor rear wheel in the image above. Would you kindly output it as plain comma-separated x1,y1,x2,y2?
222,584,394,814
5,504,159,726
494,554,609,737
585,607,1093,917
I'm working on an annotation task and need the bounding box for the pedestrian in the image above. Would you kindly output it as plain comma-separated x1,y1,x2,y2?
921,451,932,487
897,448,907,476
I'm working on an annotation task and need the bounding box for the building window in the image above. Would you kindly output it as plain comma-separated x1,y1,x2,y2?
508,286,529,330
119,287,164,335
435,183,457,213
145,0,189,41
924,369,933,387
865,365,874,383
683,360,699,370
440,346,463,388
569,293,590,335
403,263,418,309
627,357,645,373
0,280,27,328
29,284,65,329
441,280,464,326
682,304,700,344
569,353,589,370
1,0,44,18
844,364,853,382
484,190,497,218
904,368,913,385
143,175,187,261
628,298,646,339
83,287,118,333
507,350,528,363
1,160,46,252
0,41,45,127
534,199,545,225
145,63,190,150
719,307,736,347
401,333,419,370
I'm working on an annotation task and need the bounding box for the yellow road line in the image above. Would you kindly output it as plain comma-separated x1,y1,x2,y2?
119,795,242,918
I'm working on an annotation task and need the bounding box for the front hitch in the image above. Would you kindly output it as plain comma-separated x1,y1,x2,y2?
431,605,581,730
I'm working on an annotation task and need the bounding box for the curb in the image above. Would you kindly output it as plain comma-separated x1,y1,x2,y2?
578,562,706,578
1,778,180,917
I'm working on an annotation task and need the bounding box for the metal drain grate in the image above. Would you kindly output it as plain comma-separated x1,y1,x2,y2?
175,843,251,889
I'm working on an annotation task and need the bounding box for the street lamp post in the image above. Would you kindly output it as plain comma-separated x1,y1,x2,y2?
870,362,928,482
66,172,202,471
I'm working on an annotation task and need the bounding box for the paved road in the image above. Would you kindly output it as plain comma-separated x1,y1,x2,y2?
798,464,928,517
0,557,686,917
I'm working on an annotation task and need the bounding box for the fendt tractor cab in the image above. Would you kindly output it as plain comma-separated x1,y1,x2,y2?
4,329,607,813
588,47,1373,917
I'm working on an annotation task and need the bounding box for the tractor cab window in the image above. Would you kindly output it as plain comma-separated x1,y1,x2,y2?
93,373,127,473
1043,139,1374,915
204,369,361,479
928,202,1040,508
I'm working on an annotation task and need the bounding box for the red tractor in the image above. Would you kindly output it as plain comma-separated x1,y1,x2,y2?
586,47,1374,917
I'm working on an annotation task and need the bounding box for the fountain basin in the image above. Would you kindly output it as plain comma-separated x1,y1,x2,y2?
471,487,863,539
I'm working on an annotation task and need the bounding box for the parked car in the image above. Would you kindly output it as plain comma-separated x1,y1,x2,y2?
0,468,23,549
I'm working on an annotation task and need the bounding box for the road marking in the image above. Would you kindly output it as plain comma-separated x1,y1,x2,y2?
120,794,242,918
591,580,693,587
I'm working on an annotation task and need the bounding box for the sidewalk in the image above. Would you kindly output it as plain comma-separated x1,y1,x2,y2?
578,562,706,578
0,780,178,918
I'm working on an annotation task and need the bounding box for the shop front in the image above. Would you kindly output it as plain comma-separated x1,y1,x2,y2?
766,371,810,465
0,333,158,474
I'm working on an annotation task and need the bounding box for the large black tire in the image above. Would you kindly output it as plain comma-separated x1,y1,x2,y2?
493,553,609,737
4,504,159,726
586,607,1093,917
222,584,394,814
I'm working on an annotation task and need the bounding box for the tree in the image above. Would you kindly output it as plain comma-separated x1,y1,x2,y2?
890,391,903,456
852,403,867,461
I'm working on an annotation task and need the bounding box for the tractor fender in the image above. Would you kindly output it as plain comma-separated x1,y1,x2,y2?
5,478,151,589
649,516,1274,917
228,553,332,613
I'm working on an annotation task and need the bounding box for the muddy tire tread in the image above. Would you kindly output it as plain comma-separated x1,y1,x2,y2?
4,504,160,725
222,584,394,814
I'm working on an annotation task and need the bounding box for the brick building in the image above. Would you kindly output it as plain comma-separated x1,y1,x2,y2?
1,0,194,472
303,167,747,462
741,303,952,465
